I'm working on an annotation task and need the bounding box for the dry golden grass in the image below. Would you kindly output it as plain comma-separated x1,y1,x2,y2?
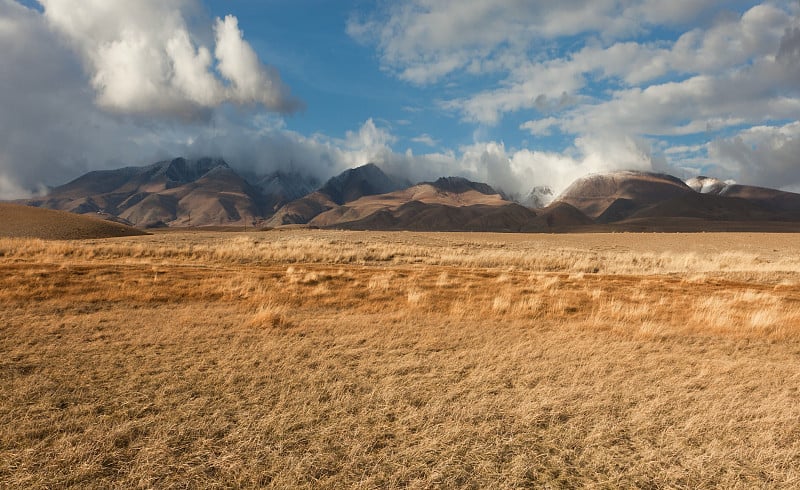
2,230,800,488
0,203,145,240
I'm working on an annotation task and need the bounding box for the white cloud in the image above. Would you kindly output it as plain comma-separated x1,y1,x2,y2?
213,15,300,112
411,134,439,147
347,0,753,85
520,117,560,136
709,121,800,189
446,3,797,128
0,0,149,196
38,0,301,119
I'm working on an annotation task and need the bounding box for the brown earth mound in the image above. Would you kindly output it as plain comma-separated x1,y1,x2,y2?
627,192,776,221
0,203,147,239
309,181,508,227
332,201,538,232
525,202,595,231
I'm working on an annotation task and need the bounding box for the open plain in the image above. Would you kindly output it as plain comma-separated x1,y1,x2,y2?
2,230,800,488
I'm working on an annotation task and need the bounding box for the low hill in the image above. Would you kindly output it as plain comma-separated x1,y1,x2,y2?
627,192,776,221
0,203,147,239
525,202,595,231
332,201,538,232
309,177,507,227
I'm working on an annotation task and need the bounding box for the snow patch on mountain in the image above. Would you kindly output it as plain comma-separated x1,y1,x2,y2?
686,176,736,194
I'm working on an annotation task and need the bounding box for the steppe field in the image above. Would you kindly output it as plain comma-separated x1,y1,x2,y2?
2,230,800,488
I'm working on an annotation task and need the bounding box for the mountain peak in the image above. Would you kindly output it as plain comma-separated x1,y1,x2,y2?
158,157,228,184
320,163,409,205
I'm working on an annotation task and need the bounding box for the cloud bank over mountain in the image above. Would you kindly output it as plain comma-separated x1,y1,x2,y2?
38,0,301,118
350,0,800,192
0,0,798,201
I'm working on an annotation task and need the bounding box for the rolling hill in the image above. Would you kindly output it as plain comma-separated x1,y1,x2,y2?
0,203,146,239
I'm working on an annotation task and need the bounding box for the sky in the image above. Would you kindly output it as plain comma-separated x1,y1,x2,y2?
1,0,799,200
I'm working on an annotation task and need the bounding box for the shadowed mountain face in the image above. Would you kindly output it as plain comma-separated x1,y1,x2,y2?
319,163,410,205
252,171,321,212
333,201,539,232
708,185,800,217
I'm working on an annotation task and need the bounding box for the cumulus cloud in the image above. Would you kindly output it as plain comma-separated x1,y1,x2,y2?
0,0,149,196
0,0,690,205
458,3,796,129
38,0,301,119
410,134,439,147
709,122,800,190
347,0,752,85
0,0,304,197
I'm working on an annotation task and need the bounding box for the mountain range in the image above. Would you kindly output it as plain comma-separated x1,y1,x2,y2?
13,157,800,232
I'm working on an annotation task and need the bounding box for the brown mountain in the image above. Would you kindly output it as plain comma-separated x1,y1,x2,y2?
716,185,800,218
626,192,777,221
332,201,539,232
553,170,800,230
14,158,800,232
266,163,409,226
24,158,318,228
251,170,321,213
556,171,693,222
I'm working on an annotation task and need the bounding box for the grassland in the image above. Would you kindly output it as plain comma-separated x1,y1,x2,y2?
2,230,800,488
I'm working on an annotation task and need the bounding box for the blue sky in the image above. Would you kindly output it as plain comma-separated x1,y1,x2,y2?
1,0,799,198
201,0,489,154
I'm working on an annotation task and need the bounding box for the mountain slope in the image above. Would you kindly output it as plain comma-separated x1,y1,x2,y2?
267,163,409,226
627,192,776,221
252,170,321,212
526,202,595,231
